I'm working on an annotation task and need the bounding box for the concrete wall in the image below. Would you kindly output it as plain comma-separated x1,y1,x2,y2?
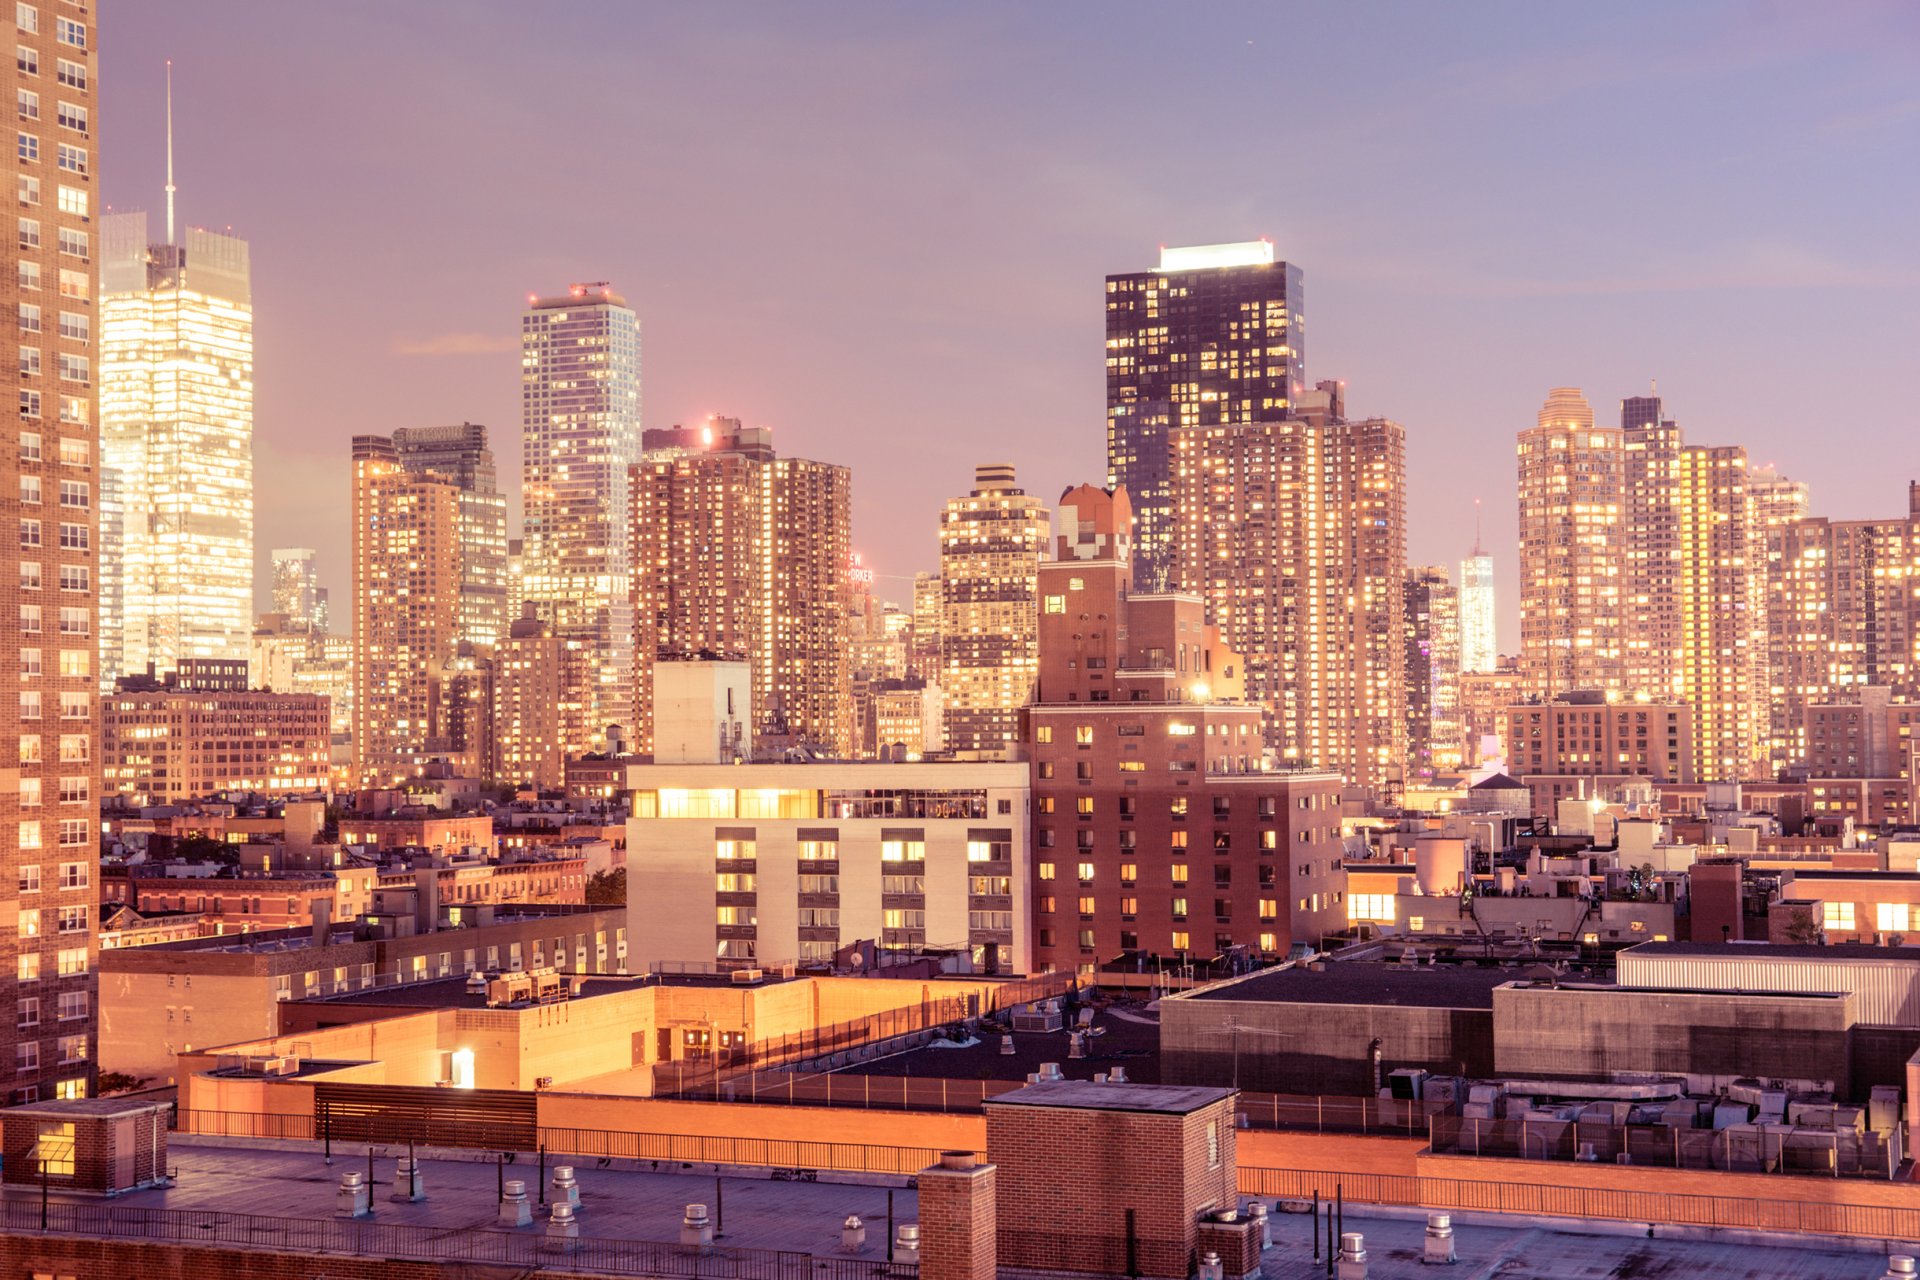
1491,983,1854,1091
1160,996,1493,1094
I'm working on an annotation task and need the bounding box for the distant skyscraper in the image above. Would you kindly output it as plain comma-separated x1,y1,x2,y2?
4,2,99,1103
270,548,321,628
629,417,853,755
1172,381,1407,788
391,423,508,648
1458,532,1497,675
521,283,641,749
100,208,253,682
1517,388,1621,699
350,435,463,784
1750,466,1812,771
1107,240,1304,591
940,464,1048,757
1404,564,1463,780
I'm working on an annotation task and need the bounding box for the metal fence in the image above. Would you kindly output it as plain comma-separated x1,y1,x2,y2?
1236,1165,1920,1241
172,1109,944,1179
1429,1114,1902,1179
0,1195,915,1280
651,972,1074,1098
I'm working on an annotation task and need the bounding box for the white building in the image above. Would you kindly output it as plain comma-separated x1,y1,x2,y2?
1459,546,1497,675
625,759,1032,976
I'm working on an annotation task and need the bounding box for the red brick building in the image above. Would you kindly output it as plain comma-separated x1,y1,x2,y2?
1028,486,1345,981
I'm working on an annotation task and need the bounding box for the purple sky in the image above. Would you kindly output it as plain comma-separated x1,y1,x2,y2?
104,3,1920,651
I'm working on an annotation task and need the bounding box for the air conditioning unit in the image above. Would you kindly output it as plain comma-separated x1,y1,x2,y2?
730,968,764,984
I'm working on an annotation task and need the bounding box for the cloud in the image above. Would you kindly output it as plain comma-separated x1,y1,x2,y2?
392,332,518,356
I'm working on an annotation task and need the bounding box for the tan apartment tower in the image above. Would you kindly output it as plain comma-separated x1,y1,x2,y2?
1517,388,1622,701
4,1,99,1102
940,463,1048,758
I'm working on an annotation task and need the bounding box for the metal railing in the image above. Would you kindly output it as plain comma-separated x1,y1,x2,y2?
0,1195,914,1279
1236,1165,1920,1241
172,1110,944,1178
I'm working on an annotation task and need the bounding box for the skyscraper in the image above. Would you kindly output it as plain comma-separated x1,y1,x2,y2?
630,417,853,756
270,548,321,628
1107,240,1304,591
1171,381,1408,789
350,435,462,784
521,283,641,749
1517,388,1622,699
939,464,1048,757
5,2,98,1102
390,423,508,648
1750,466,1812,772
100,204,253,682
1404,564,1463,779
1458,534,1497,675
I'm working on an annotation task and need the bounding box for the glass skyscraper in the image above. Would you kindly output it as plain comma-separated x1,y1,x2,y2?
521,284,641,747
1105,240,1304,591
1458,545,1497,674
100,214,253,681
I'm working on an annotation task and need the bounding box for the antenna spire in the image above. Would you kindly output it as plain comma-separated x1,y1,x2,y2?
1472,496,1483,557
165,60,176,244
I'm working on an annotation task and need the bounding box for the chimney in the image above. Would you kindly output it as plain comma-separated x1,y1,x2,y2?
417,867,441,934
916,1152,995,1280
310,898,332,948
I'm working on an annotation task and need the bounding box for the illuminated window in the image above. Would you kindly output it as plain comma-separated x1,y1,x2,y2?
1075,725,1094,746
1348,893,1395,922
1877,903,1910,933
1044,595,1065,614
1823,902,1855,931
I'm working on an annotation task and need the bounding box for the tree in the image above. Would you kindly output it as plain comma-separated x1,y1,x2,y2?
585,868,626,906
1781,906,1823,946
96,1071,148,1096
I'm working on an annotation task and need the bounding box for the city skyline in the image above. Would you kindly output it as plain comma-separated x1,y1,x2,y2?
100,4,1920,652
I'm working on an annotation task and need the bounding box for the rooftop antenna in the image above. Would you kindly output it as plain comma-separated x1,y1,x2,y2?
1472,497,1483,557
164,60,176,244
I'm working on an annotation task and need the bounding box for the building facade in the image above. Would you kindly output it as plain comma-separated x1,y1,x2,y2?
102,688,330,804
939,463,1047,758
390,423,508,648
268,548,322,631
1028,485,1346,980
521,284,641,750
1458,543,1497,675
349,436,461,784
492,616,589,789
629,418,853,756
4,2,99,1101
1404,564,1463,780
1106,240,1304,591
100,214,252,682
1517,388,1622,701
1170,381,1407,788
1502,693,1696,784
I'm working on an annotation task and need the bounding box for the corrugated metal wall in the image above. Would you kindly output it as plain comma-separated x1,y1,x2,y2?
1619,952,1920,1027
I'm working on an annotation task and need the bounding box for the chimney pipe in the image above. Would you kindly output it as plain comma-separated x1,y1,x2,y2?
311,898,332,948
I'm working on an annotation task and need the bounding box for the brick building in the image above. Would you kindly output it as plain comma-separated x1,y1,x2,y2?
1503,692,1696,784
1028,485,1345,981
102,686,331,803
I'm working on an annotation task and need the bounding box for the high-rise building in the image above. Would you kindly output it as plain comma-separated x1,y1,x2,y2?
1404,565,1463,780
4,3,98,1102
100,206,252,683
1027,484,1346,981
521,284,641,749
1620,394,1682,703
1106,240,1304,591
1673,442,1767,781
909,570,943,682
390,423,507,648
270,548,321,630
1517,388,1622,700
350,436,462,784
1750,466,1813,772
1458,540,1497,675
493,617,589,790
939,463,1048,757
629,417,853,756
1171,381,1408,789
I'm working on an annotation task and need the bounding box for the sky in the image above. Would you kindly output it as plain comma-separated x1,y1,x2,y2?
103,2,1920,651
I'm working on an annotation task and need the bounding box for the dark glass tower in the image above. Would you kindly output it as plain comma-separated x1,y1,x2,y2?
1105,241,1304,590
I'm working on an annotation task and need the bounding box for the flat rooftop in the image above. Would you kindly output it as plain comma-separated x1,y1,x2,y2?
1186,962,1534,1009
295,973,664,1010
1626,941,1920,962
838,1003,1160,1083
52,1140,1897,1279
985,1080,1235,1115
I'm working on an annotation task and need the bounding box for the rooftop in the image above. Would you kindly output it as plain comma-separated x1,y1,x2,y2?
1625,940,1920,962
838,1003,1161,1083
1184,961,1533,1009
984,1080,1234,1114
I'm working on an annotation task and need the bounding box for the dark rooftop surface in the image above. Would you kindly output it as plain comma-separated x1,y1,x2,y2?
1626,940,1920,962
295,973,658,1010
1185,962,1536,1009
984,1080,1234,1114
839,1003,1161,1083
1779,869,1920,881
